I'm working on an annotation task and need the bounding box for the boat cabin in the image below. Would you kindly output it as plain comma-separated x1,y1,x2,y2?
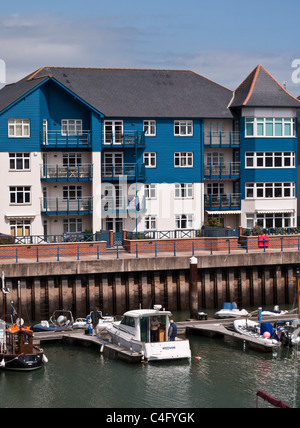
119,308,171,343
5,325,34,355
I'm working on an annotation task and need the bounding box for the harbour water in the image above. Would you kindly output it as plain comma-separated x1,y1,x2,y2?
0,311,300,409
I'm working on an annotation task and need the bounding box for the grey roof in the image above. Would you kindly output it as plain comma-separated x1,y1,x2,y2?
0,67,234,118
230,65,300,109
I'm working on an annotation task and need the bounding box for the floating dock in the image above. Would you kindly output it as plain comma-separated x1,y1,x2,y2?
33,312,299,360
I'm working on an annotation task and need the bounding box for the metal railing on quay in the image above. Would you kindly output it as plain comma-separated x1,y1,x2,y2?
1,236,300,263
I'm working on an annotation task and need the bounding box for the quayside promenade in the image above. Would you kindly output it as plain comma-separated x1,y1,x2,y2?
0,242,300,322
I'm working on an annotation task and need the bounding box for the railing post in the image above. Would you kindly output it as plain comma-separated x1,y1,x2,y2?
97,245,100,260
155,243,157,258
174,242,176,256
16,248,18,264
77,246,80,260
136,244,139,258
57,247,60,261
210,241,213,255
36,247,39,262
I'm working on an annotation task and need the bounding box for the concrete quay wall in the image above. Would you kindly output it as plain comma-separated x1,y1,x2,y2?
1,250,299,320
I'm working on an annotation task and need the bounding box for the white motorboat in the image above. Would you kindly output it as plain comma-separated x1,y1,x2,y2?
215,302,249,319
261,306,289,317
86,311,116,332
105,305,191,362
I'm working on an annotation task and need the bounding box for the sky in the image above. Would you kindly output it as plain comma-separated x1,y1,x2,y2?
1,0,300,95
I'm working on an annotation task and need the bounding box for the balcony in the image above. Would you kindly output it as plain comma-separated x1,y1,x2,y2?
41,131,92,149
204,194,241,211
41,164,93,181
41,197,93,215
204,163,240,179
102,163,145,181
102,196,146,215
204,132,240,147
102,131,145,148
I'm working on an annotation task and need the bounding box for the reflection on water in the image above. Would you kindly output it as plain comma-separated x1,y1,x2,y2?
1,309,300,408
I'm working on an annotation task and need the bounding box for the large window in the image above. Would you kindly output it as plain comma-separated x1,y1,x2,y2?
63,186,82,200
9,153,30,170
245,152,295,168
246,213,294,229
8,119,30,138
9,186,31,204
245,182,295,199
245,118,296,137
144,184,156,199
61,120,82,136
175,183,193,198
174,152,193,168
10,220,31,237
144,152,156,168
143,120,156,136
63,218,83,234
174,120,193,136
175,214,193,229
145,216,157,231
104,120,123,145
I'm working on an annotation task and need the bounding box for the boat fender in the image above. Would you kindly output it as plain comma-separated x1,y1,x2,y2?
0,358,5,368
86,315,92,325
42,354,49,364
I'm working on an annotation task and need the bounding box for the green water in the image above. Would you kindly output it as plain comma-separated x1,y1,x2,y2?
0,332,299,408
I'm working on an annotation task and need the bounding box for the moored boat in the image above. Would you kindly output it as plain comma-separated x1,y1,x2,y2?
105,305,191,362
32,310,74,332
215,302,249,319
0,320,47,371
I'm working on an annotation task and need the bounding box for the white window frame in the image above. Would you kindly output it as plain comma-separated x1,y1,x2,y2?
245,182,295,199
175,214,193,229
104,120,123,145
63,218,83,234
246,212,295,229
9,153,30,171
175,183,193,199
145,215,157,231
144,184,157,199
9,186,31,205
245,117,296,138
144,152,157,168
61,119,83,136
8,119,30,138
174,152,193,168
174,120,193,136
10,219,31,237
245,151,295,168
143,120,156,136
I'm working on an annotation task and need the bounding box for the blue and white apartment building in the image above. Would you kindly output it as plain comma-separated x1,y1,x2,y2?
0,65,299,238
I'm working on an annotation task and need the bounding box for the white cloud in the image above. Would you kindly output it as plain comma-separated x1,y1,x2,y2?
1,12,299,98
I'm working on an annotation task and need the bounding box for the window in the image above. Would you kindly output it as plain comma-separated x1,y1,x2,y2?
144,184,156,199
63,153,82,167
245,182,295,199
145,216,157,231
206,152,224,165
144,152,156,168
245,152,295,168
206,121,225,136
144,120,156,136
121,316,135,328
175,183,193,198
9,153,30,170
61,120,82,136
174,152,193,167
246,212,295,229
245,118,296,137
10,220,31,237
104,121,123,145
175,214,193,229
63,218,83,234
9,187,31,204
63,186,82,200
207,183,224,196
8,119,30,138
174,120,193,136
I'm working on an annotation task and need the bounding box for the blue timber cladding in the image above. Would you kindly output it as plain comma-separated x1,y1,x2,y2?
239,117,298,199
0,88,42,152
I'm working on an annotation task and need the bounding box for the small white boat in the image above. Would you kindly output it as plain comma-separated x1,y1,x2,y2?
233,319,293,347
261,306,289,317
105,305,191,362
215,302,249,319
